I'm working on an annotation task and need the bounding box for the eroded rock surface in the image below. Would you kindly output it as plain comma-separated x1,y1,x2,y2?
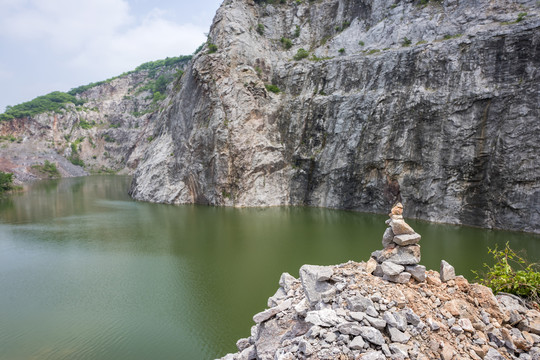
129,0,540,233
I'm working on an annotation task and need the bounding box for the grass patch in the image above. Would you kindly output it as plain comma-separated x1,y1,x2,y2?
265,84,281,94
293,48,309,60
31,160,60,178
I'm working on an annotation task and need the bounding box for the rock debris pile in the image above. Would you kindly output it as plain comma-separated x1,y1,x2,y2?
219,207,540,360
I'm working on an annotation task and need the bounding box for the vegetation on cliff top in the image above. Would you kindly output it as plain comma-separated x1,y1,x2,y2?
0,55,192,121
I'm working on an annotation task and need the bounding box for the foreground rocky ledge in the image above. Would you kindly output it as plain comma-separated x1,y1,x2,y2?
219,261,540,360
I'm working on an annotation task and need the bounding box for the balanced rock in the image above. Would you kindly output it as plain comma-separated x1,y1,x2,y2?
372,244,421,265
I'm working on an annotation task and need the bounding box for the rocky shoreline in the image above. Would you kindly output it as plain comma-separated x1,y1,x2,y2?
219,207,540,360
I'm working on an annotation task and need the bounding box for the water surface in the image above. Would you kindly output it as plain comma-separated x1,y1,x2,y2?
0,176,538,359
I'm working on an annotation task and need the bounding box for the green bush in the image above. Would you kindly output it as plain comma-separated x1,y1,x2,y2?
0,91,85,121
257,23,265,35
79,119,95,129
31,160,60,178
208,43,218,53
402,37,412,47
338,48,345,54
358,41,365,46
293,48,309,60
281,37,293,49
265,84,281,93
474,242,540,303
0,171,14,193
294,25,300,38
517,12,527,22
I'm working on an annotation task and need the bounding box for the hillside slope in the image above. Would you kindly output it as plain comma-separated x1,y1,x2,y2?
0,57,189,183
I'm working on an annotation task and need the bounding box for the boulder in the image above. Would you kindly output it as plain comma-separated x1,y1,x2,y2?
358,326,385,346
393,233,421,246
405,264,426,282
381,261,405,276
299,264,334,306
440,260,456,282
373,245,421,265
383,272,412,284
382,227,395,248
389,217,416,235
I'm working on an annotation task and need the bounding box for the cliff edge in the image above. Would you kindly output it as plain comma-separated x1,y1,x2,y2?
129,0,540,233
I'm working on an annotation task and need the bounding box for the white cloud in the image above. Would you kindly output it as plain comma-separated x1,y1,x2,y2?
0,0,206,74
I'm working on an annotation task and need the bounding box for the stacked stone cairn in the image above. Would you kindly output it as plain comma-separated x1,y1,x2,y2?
369,203,426,284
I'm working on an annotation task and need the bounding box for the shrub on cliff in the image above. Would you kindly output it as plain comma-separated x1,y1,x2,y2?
0,171,14,193
475,242,540,304
293,48,309,60
0,92,85,121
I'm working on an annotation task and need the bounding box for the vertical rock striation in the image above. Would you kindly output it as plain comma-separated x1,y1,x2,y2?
129,0,540,233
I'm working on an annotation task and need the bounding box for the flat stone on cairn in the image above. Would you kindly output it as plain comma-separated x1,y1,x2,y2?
371,203,426,283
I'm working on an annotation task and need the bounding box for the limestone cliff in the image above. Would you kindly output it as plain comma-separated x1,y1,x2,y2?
129,0,540,233
0,58,188,183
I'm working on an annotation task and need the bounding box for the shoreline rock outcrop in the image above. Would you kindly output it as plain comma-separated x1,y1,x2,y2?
219,206,540,360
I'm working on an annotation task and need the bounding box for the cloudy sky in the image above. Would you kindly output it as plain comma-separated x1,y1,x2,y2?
0,0,223,112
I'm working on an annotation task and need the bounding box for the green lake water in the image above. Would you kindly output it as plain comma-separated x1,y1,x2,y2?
0,176,538,359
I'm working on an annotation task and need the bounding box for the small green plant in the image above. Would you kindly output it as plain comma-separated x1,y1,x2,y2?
443,33,462,40
294,25,301,38
281,37,293,49
265,84,281,93
517,12,527,22
293,48,309,60
390,3,398,8
366,49,381,55
31,160,60,178
256,23,265,35
338,48,345,54
208,43,218,53
416,40,427,45
402,37,412,47
79,119,95,129
0,171,14,193
474,242,540,304
358,41,365,46
147,135,154,142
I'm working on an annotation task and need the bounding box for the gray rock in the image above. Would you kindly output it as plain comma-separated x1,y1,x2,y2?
324,332,338,343
350,311,365,322
389,343,410,357
403,308,421,326
393,233,421,246
383,272,412,284
359,326,386,346
440,260,456,282
349,336,365,350
236,345,256,360
365,306,379,318
388,327,411,343
426,317,440,331
381,261,405,276
382,227,395,248
299,265,334,306
236,338,251,352
305,308,344,327
253,299,292,323
364,314,387,330
361,351,386,360
373,245,421,265
298,340,313,355
405,265,426,282
347,295,375,313
279,272,297,293
267,287,287,307
485,348,505,360
389,218,416,236
337,322,363,336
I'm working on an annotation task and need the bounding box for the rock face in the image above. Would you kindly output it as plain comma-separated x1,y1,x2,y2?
218,261,540,360
0,60,188,184
129,0,540,233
